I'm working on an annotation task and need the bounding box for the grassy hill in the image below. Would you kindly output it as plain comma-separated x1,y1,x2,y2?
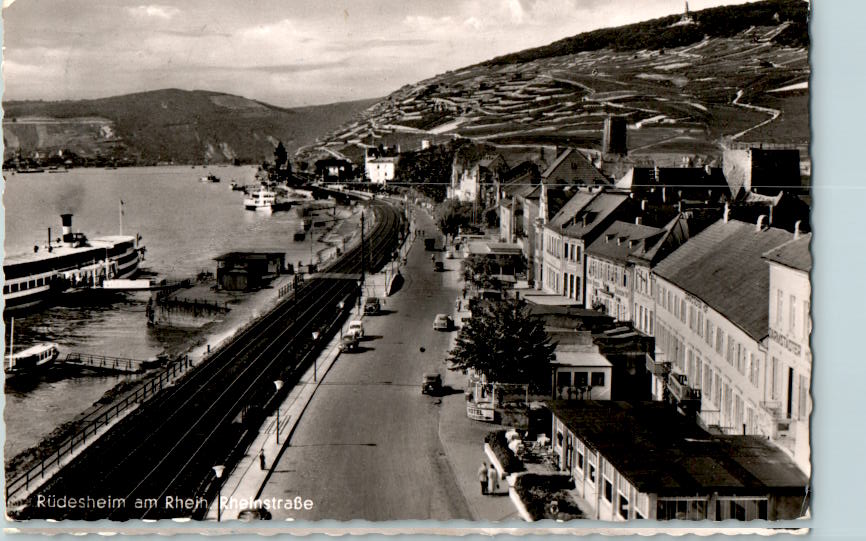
3,89,378,165
303,0,809,168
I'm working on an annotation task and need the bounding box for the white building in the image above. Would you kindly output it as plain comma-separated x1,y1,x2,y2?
551,341,613,401
365,146,399,185
762,232,811,475
585,220,661,322
652,218,795,444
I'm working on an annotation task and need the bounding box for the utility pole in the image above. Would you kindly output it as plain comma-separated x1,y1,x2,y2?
360,211,366,287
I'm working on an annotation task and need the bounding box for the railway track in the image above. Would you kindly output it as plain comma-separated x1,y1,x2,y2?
15,199,405,520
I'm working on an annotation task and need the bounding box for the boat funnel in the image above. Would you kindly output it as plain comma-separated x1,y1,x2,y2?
61,213,74,247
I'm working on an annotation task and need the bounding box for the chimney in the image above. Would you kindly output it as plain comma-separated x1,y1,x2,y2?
641,199,647,211
723,202,730,223
756,214,767,232
61,214,74,247
794,220,802,240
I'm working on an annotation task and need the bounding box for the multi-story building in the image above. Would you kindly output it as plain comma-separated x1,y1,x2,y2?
652,217,795,444
448,154,507,204
762,232,812,475
364,146,399,185
585,220,662,322
541,148,609,188
540,190,631,305
548,401,809,521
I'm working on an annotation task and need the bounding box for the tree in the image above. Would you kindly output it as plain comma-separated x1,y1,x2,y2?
436,199,474,239
273,141,288,171
448,297,555,392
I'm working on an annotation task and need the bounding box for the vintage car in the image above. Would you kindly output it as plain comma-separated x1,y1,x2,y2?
421,373,442,395
433,313,453,331
347,320,365,339
339,334,359,352
364,297,381,315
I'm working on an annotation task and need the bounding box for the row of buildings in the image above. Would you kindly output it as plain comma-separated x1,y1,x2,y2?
456,141,810,520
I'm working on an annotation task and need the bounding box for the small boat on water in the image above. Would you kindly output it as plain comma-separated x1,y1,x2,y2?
5,318,59,377
230,181,246,191
200,173,220,183
6,344,59,377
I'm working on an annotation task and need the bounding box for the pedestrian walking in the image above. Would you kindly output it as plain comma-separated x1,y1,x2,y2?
462,287,467,299
478,462,489,495
259,449,266,471
487,464,499,495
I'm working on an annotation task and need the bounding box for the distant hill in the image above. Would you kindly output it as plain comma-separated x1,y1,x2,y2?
302,0,809,169
485,0,808,66
3,89,379,166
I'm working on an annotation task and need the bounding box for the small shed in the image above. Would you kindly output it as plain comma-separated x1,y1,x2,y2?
215,251,286,291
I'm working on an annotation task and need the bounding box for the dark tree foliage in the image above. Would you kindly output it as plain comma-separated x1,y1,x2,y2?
485,0,808,66
393,139,472,201
437,199,474,238
273,141,288,170
448,297,555,393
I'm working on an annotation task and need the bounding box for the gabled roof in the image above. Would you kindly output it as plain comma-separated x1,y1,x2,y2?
561,193,631,240
548,190,597,228
763,233,812,272
629,213,692,267
586,221,663,264
653,219,795,341
547,401,809,495
542,148,608,186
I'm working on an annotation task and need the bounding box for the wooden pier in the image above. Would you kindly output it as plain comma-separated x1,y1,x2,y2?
62,353,149,373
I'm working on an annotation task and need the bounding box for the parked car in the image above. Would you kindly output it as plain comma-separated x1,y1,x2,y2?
421,373,442,395
364,296,381,315
339,334,359,352
424,238,436,251
434,261,444,272
433,313,453,331
347,320,365,339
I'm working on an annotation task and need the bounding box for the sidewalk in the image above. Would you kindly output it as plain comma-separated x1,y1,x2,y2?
204,304,368,521
204,226,411,521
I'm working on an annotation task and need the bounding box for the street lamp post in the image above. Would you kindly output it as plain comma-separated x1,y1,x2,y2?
212,465,225,522
273,380,284,444
337,301,345,338
312,331,320,382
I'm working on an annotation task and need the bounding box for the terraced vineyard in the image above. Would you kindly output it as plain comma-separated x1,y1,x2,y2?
307,18,808,166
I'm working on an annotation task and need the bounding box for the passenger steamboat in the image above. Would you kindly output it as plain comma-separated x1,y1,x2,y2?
3,214,145,314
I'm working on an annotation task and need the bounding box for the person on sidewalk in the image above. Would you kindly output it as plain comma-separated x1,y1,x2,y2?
478,462,489,495
487,464,499,495
259,449,266,471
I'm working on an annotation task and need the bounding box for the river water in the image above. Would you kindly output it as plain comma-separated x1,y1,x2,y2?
3,166,334,461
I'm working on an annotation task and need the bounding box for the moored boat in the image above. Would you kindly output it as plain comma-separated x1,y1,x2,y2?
5,343,59,377
200,173,220,183
244,187,277,212
2,214,145,314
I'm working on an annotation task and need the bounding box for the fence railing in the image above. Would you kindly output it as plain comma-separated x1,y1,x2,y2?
5,356,193,504
64,353,145,373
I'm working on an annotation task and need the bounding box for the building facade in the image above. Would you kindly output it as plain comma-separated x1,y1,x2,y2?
763,233,812,475
652,218,797,445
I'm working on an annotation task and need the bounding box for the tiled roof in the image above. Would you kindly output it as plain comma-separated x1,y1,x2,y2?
586,221,663,264
763,233,812,272
629,213,692,266
653,219,794,341
561,193,630,240
541,148,608,186
548,190,597,228
548,401,809,495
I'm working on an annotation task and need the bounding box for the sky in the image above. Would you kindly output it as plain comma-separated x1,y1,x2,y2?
2,0,760,107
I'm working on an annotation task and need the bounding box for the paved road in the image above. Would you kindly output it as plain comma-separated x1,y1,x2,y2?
261,209,471,521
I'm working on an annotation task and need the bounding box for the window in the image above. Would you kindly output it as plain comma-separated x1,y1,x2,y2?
776,290,783,326
667,291,672,313
603,478,613,503
575,372,588,388
705,319,714,347
726,336,734,365
680,299,686,323
789,294,797,334
771,357,780,400
11,283,19,293
697,310,704,338
649,311,653,335
576,441,585,472
749,353,760,387
714,373,721,408
803,300,810,340
704,365,713,401
716,328,725,355
618,493,629,519
591,372,605,387
798,374,809,418
588,453,597,484
734,393,744,431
